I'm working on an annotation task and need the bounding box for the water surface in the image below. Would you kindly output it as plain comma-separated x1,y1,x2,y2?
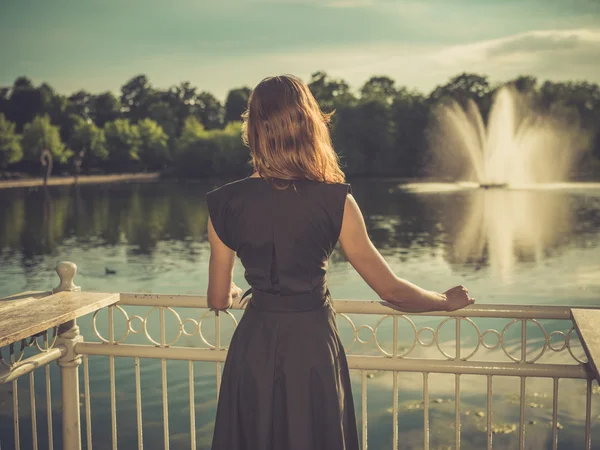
1,180,600,449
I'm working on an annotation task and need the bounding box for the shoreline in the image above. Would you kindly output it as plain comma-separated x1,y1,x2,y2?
0,172,162,189
2,172,599,190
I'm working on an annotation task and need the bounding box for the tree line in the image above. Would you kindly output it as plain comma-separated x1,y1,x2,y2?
1,72,599,179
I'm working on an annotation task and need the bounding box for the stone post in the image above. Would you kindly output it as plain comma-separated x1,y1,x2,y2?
54,262,83,450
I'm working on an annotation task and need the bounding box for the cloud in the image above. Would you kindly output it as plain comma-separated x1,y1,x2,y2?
23,28,600,100
433,29,600,66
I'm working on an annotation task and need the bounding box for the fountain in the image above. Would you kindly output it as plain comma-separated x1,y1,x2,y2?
397,87,596,280
427,85,588,187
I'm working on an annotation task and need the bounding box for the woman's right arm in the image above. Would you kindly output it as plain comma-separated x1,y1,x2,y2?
338,194,474,312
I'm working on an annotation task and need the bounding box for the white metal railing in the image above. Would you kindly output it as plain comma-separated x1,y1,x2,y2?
0,262,598,450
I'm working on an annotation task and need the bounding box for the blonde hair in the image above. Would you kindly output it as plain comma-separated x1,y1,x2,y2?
242,75,345,187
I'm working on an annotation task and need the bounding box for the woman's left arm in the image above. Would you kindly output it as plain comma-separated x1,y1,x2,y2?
207,217,242,310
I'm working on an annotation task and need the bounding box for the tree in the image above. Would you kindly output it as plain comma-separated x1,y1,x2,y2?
147,100,179,139
7,77,49,132
21,115,70,163
308,71,355,112
104,119,141,168
173,117,215,176
511,76,537,93
194,92,224,130
67,90,94,120
360,76,397,104
13,76,33,90
120,75,153,122
0,87,10,118
390,89,430,175
69,116,108,163
90,92,121,127
0,114,22,168
428,73,492,117
331,105,366,175
209,122,249,176
224,87,251,124
137,118,170,169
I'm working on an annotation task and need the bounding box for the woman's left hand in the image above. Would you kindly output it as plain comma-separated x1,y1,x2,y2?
231,282,243,299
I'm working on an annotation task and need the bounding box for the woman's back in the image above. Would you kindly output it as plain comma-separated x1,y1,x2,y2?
207,178,351,295
208,74,473,450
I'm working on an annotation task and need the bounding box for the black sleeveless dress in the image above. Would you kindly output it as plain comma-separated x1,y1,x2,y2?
207,177,359,450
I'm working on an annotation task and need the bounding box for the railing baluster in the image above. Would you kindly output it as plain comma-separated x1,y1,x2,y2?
161,359,170,450
45,364,53,450
215,312,222,400
109,306,117,450
392,316,398,450
519,377,526,450
134,357,143,450
83,355,93,450
519,319,527,450
392,371,398,450
486,375,493,450
29,372,38,450
520,319,527,363
11,344,21,450
12,377,20,450
159,307,170,450
423,372,429,450
110,356,117,450
455,318,461,450
361,369,367,450
189,361,196,450
585,378,592,450
552,378,559,450
455,374,460,449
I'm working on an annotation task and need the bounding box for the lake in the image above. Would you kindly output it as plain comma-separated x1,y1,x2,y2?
1,179,600,449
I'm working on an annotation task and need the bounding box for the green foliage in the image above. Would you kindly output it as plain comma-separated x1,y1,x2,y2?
21,115,71,163
210,122,250,176
137,118,170,169
91,92,121,127
7,78,51,132
147,101,179,138
360,76,397,104
174,117,216,177
390,89,429,176
174,118,248,177
121,75,154,122
69,116,108,162
195,92,224,130
0,114,22,168
224,87,251,124
104,119,141,167
308,71,355,112
2,71,600,179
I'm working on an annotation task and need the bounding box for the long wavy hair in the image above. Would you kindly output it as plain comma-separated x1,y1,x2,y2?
242,75,345,187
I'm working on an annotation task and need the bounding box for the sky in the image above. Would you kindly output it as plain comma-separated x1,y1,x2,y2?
1,0,600,100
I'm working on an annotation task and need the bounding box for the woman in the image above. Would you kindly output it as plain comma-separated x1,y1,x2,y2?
207,75,474,450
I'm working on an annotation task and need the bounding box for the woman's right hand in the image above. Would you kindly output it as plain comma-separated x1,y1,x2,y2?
443,285,475,311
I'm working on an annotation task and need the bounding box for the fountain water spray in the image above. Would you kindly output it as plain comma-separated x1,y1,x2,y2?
428,85,588,187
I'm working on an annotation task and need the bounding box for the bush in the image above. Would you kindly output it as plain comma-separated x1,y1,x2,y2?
174,118,249,178
69,116,108,164
104,119,141,170
21,115,71,163
138,118,170,170
0,114,22,168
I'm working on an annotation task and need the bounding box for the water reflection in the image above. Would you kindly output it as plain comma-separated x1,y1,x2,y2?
0,182,213,260
443,188,572,281
1,181,600,281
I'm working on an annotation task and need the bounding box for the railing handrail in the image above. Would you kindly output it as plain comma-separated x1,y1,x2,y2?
118,292,595,320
